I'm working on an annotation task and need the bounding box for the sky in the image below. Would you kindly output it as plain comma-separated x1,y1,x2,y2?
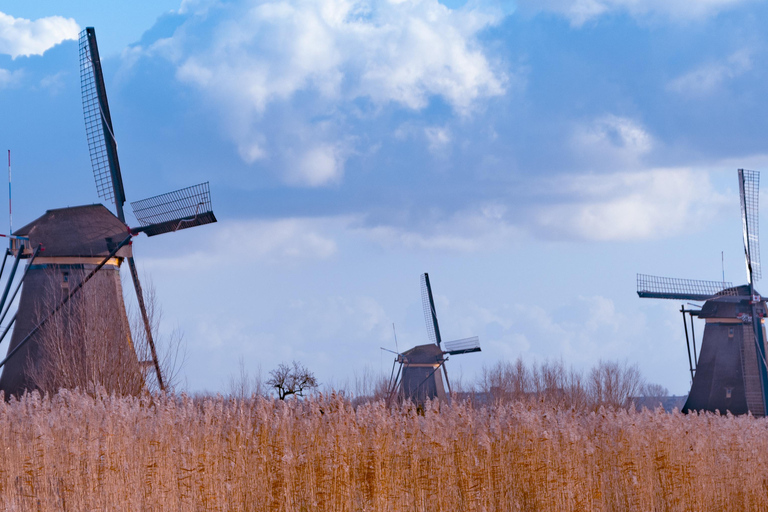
1,0,768,395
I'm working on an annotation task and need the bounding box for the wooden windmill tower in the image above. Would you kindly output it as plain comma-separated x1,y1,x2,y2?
0,27,217,396
386,273,481,403
637,169,768,416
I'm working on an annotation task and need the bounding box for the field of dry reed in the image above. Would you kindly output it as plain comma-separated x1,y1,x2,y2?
0,391,767,511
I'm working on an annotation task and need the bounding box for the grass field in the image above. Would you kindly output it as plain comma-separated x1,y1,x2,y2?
0,391,765,511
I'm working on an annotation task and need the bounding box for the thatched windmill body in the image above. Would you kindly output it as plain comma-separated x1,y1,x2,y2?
386,273,481,403
637,169,768,416
0,28,216,396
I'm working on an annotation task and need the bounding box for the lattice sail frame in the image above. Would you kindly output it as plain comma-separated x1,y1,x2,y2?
444,336,480,354
637,274,738,301
739,169,761,283
420,274,439,347
79,29,119,207
130,182,215,236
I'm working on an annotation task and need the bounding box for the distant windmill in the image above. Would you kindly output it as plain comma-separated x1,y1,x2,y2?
637,169,768,416
386,273,481,403
0,27,217,396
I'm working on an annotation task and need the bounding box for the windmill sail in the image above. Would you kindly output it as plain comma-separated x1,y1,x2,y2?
420,273,442,347
637,274,738,301
130,182,217,236
739,169,761,284
443,336,481,355
79,28,126,221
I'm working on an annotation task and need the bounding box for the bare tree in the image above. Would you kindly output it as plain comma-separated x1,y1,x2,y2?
26,269,185,396
267,361,318,400
588,360,645,409
26,268,144,396
641,382,669,398
127,277,186,392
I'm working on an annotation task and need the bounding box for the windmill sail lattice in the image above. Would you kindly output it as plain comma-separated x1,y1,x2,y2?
637,274,737,301
443,336,481,355
79,28,124,212
740,169,761,282
131,182,216,236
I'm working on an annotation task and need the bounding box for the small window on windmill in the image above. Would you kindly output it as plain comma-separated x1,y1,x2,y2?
729,327,734,339
62,271,69,288
725,387,733,399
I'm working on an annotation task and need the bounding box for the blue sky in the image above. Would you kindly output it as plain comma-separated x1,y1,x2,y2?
1,0,768,394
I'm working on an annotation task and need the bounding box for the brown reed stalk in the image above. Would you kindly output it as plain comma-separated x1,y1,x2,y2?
0,391,763,510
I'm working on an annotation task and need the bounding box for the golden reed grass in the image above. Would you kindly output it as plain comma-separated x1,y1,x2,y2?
0,391,765,511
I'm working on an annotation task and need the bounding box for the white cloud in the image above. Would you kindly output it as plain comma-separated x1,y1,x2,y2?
173,0,505,113
0,68,23,88
144,218,340,270
667,49,752,97
159,0,506,172
535,167,729,241
288,144,345,186
570,115,653,169
357,203,522,251
517,0,752,26
0,12,79,58
424,125,452,155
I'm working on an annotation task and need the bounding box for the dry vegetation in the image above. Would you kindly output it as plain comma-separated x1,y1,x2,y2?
0,389,764,511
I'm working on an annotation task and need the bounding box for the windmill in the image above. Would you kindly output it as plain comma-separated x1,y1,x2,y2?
0,27,216,396
386,273,481,403
637,169,768,416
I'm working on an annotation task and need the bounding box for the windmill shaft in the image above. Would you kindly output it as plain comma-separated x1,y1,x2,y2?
127,256,164,391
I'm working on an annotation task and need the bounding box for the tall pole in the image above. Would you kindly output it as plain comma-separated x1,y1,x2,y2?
7,150,10,249
722,251,725,284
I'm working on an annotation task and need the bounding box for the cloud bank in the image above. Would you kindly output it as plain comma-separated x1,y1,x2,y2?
0,12,79,58
143,0,507,185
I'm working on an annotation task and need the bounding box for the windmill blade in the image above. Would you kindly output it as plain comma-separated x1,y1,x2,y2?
420,273,442,347
739,169,761,284
443,336,481,355
130,182,217,237
637,274,739,301
79,27,126,221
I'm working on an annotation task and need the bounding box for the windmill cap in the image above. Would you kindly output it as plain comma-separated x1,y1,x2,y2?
699,288,766,319
401,343,444,363
14,204,132,259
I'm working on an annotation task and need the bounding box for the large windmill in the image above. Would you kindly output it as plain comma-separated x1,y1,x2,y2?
637,169,768,416
0,27,216,396
386,273,481,403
